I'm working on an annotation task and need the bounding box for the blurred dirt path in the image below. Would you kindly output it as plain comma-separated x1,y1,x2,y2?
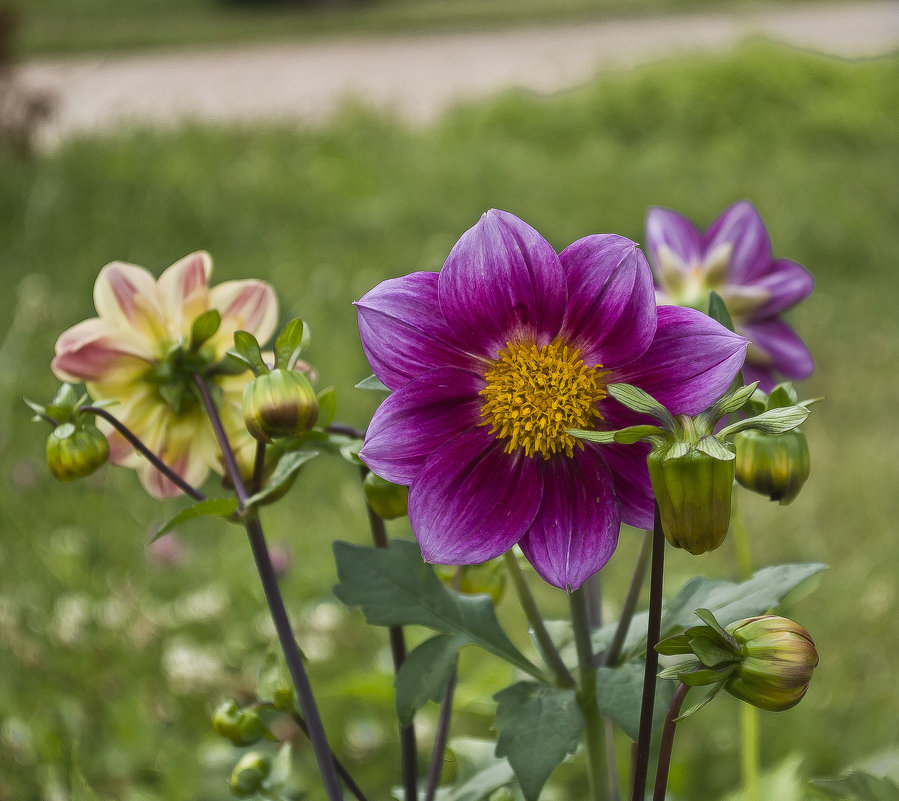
19,1,899,146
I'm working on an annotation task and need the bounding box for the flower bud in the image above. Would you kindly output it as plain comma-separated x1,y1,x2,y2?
435,562,506,603
242,369,319,443
212,700,265,746
363,472,409,519
45,422,109,481
229,751,272,796
647,447,735,555
724,616,818,711
734,429,810,505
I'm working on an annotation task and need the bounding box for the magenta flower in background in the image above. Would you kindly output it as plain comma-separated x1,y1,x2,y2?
356,210,746,590
645,201,814,391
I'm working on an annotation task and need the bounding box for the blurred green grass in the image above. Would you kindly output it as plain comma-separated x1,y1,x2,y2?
13,0,817,57
1,40,898,801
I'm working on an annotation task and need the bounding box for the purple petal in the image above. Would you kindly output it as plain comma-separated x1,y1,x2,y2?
356,271,482,391
601,441,654,530
746,258,814,319
518,447,620,591
742,318,814,383
409,427,542,565
439,210,566,357
609,305,747,417
645,207,703,278
559,235,657,368
360,367,485,485
703,201,772,284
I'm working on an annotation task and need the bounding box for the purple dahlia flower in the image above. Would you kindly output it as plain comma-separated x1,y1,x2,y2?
645,201,814,392
356,210,746,590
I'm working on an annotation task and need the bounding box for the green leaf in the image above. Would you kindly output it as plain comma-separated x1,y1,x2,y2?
494,682,584,801
677,665,732,687
245,450,319,507
607,383,676,430
767,382,799,410
356,373,390,393
687,635,738,668
151,497,240,541
675,681,725,721
70,743,100,801
230,330,270,376
810,772,899,801
707,291,735,331
696,435,736,461
395,633,463,727
274,318,309,371
596,660,675,741
721,754,806,801
316,385,337,428
718,405,810,438
189,309,221,351
692,608,738,648
655,633,693,656
333,540,543,680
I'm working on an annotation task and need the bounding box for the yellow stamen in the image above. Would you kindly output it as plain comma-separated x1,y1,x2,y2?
479,337,607,459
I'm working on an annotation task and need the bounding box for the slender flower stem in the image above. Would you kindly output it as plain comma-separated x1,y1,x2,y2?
423,667,458,801
585,573,602,630
601,529,652,668
250,440,266,495
570,586,606,801
630,504,666,801
193,376,345,801
83,406,206,501
503,551,575,688
652,683,690,801
359,467,418,801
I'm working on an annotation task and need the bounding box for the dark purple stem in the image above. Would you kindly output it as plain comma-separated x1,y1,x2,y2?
83,405,206,501
652,684,690,801
423,668,458,801
192,376,345,801
630,503,665,801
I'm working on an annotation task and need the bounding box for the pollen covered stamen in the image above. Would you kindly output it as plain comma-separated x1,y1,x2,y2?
479,337,607,459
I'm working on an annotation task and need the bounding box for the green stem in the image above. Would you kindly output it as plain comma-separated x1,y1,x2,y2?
570,586,606,801
503,551,575,688
193,375,345,801
601,529,652,668
630,504,665,801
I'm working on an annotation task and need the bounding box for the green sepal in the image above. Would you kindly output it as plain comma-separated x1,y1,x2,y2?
570,424,665,445
151,497,241,541
688,635,739,668
356,373,390,393
655,633,693,655
675,681,726,721
274,318,309,371
607,383,677,430
693,608,739,649
696,382,759,431
707,291,735,332
663,440,692,461
245,450,319,508
678,664,733,687
315,386,337,429
338,437,364,466
718,405,810,438
189,309,221,352
229,330,270,376
767,382,799,409
696,435,736,461
658,660,702,681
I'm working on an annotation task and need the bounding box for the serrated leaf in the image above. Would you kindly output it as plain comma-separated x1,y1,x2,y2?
596,661,676,741
696,435,736,461
245,450,318,508
494,682,584,801
356,373,390,393
274,318,308,371
810,772,899,801
607,384,676,429
231,330,270,376
718,405,810,438
395,633,464,726
151,497,240,541
333,540,542,679
707,291,735,331
316,386,337,428
189,309,221,351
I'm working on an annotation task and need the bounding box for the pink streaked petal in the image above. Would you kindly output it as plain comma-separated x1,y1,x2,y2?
360,367,485,486
52,318,156,382
157,251,212,338
209,279,279,353
135,412,218,499
439,210,566,358
645,207,703,277
93,261,166,340
747,259,814,319
560,234,657,368
601,441,654,530
608,305,747,417
742,319,814,383
518,447,620,591
409,427,542,565
355,272,483,391
703,201,772,284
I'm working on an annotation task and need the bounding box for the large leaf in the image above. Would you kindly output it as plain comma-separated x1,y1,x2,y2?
595,661,675,741
810,772,899,801
333,540,543,679
151,497,240,541
494,682,584,801
395,633,464,726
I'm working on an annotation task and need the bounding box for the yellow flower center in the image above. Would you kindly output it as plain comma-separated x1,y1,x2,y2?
479,337,607,459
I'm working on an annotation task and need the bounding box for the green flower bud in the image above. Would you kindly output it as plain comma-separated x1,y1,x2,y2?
435,562,507,603
45,422,109,481
363,471,409,519
724,616,818,711
734,429,810,505
242,369,319,443
647,445,735,555
212,700,265,746
229,751,272,796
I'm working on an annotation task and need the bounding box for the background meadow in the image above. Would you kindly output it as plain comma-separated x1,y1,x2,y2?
1,32,898,801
